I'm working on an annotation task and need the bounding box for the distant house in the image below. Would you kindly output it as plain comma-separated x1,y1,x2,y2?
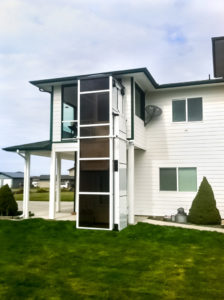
31,175,74,189
0,172,24,188
68,167,75,177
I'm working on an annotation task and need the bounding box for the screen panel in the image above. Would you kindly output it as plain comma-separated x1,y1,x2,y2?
80,92,109,125
80,138,109,158
80,160,109,192
79,195,109,228
80,77,109,92
80,126,109,137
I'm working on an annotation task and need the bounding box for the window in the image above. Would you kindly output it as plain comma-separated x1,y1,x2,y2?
160,168,177,191
135,84,145,121
172,98,202,122
160,167,197,191
178,168,197,191
62,85,77,139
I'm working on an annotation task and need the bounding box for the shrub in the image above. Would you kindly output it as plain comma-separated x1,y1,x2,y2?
14,188,23,194
188,177,221,225
36,188,48,193
0,184,18,216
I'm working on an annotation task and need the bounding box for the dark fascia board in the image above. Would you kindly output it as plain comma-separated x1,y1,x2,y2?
212,36,224,78
159,77,224,89
0,172,12,179
30,67,224,91
3,140,52,152
29,68,159,89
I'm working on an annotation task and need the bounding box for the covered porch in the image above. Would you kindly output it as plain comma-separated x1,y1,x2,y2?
3,140,78,220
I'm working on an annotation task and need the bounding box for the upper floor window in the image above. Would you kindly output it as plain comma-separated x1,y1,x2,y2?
172,97,202,122
135,84,145,121
62,85,77,139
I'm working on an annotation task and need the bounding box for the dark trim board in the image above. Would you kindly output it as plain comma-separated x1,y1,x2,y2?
30,67,224,92
3,140,52,152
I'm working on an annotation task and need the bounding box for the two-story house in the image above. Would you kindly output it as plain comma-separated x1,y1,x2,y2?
4,38,224,230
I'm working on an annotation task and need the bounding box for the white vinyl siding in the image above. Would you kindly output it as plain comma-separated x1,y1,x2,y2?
134,85,224,218
52,86,62,142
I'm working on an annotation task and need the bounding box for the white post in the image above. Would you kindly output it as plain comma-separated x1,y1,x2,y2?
23,152,30,219
49,150,56,219
56,153,61,213
128,141,135,224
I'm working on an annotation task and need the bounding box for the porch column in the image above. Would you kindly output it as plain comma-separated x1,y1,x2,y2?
128,141,135,224
23,152,30,219
49,150,56,219
56,153,61,213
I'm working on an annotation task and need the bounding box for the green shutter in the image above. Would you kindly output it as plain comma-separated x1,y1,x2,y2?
178,168,197,191
160,168,177,191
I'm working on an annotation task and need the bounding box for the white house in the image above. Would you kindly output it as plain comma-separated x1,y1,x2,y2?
4,38,224,230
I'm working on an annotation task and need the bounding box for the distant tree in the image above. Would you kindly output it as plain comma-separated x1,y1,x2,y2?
188,177,221,225
0,184,18,216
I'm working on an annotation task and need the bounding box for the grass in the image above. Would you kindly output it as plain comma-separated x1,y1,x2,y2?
0,220,224,299
14,191,74,202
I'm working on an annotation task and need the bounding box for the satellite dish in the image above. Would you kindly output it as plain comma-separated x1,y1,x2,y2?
145,105,162,125
212,36,224,78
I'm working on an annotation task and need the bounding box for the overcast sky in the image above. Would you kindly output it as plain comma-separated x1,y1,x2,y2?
0,0,224,175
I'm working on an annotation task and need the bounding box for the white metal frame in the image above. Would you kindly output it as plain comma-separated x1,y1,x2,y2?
76,76,114,230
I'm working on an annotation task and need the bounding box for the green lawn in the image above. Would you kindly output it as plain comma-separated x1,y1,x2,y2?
0,220,224,299
14,191,74,202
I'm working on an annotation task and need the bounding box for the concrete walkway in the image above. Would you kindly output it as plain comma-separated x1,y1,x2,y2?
17,201,76,221
140,217,224,234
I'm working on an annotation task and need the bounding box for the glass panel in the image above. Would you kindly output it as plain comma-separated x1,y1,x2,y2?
178,168,197,191
172,100,186,122
160,168,177,191
188,98,202,121
80,77,109,92
80,126,109,137
79,195,109,228
62,86,77,121
80,92,109,125
135,84,145,120
80,160,109,192
62,122,77,139
80,138,109,158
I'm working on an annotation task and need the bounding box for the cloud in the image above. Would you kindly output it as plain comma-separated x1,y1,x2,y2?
0,0,224,174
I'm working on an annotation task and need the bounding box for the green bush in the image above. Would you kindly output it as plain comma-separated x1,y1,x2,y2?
0,184,18,216
36,188,48,193
188,177,221,225
14,188,23,194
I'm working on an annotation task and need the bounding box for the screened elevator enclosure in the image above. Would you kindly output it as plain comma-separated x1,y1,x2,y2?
76,76,128,230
